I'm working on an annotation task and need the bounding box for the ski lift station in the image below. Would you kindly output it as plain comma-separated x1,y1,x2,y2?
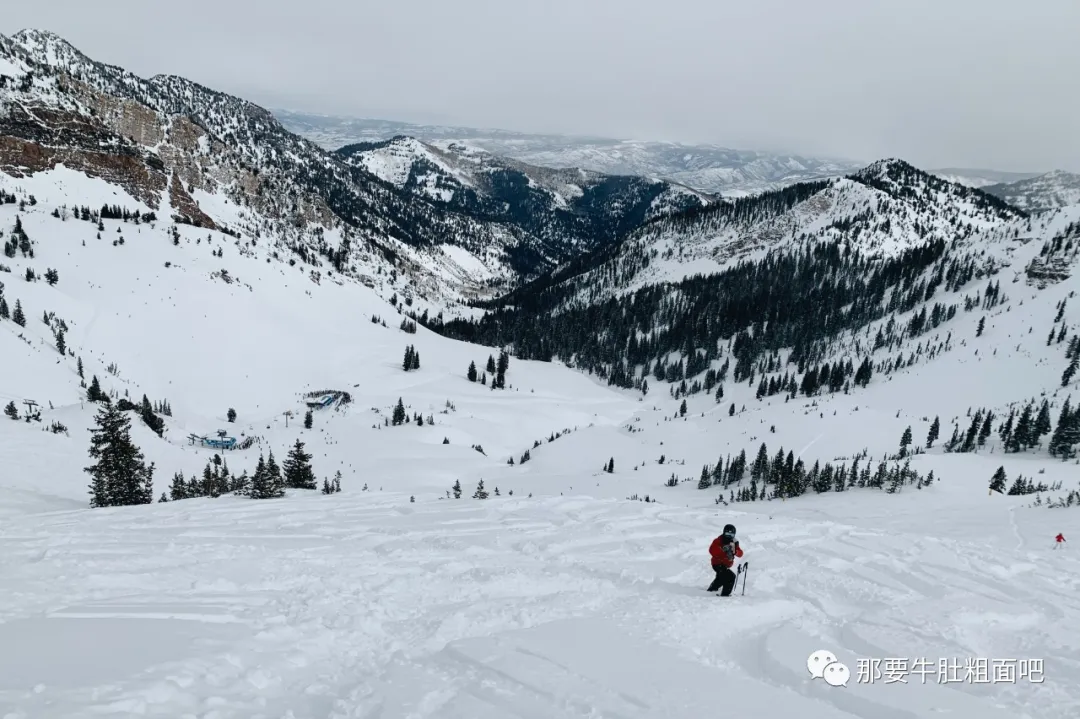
188,429,237,450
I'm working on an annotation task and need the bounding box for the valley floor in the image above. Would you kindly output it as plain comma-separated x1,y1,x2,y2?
2,476,1078,719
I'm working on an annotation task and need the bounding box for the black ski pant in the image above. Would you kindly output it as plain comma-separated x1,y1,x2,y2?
708,564,737,595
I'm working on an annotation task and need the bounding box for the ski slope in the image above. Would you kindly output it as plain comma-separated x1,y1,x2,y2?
1,475,1079,718
1,165,1080,717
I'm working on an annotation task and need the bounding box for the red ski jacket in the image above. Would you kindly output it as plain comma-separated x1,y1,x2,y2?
710,535,743,568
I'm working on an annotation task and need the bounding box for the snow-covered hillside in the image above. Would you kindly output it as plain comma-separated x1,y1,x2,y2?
0,30,715,300
5,30,1080,719
983,170,1080,212
2,153,1080,717
494,159,1029,305
334,136,711,275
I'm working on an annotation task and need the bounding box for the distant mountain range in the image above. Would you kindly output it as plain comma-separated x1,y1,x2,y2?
981,170,1080,212
273,111,1065,203
273,111,864,196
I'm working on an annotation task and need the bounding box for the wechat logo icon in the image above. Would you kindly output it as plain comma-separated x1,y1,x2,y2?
808,649,850,687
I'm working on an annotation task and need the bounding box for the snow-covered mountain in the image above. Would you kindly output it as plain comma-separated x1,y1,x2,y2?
982,170,1080,212
930,167,1042,189
0,31,711,303
274,110,865,196
3,31,1080,719
480,158,1030,306
3,155,1079,717
336,136,711,272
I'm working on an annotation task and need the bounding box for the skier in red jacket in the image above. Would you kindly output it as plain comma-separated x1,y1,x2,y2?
708,524,744,595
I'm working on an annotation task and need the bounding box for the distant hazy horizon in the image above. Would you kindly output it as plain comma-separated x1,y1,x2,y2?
3,0,1078,173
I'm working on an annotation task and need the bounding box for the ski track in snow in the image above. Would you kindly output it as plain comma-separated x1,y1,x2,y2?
1,492,1078,718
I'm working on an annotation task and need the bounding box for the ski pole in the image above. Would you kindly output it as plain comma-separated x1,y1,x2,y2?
741,561,749,596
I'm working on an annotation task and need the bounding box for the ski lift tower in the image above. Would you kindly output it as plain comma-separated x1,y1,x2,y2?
283,410,293,428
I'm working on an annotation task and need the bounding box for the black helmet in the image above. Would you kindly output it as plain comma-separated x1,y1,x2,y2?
723,524,736,536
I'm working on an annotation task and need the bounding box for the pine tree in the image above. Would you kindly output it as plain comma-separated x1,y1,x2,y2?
0,295,7,320
495,349,509,389
85,402,154,507
392,397,406,426
1064,354,1079,387
467,360,477,382
989,466,1007,494
77,356,84,379
322,478,333,495
926,416,940,448
333,471,342,493
283,439,317,489
473,479,489,499
977,411,994,447
250,454,271,499
403,345,414,371
169,471,187,501
698,465,711,490
55,328,66,355
899,426,912,456
452,479,462,499
4,401,18,420
486,355,496,374
607,457,614,473
227,407,237,423
679,399,687,417
304,409,313,429
12,299,25,327
729,402,736,416
87,375,103,403
976,317,985,337
412,348,420,370
1049,396,1077,458
1034,400,1052,443
265,451,285,497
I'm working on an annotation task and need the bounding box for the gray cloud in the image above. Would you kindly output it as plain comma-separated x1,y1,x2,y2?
3,0,1078,171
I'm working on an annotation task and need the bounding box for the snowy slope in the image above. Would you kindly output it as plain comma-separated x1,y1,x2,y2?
983,170,1080,212
335,136,712,275
1,162,1080,717
509,159,1029,305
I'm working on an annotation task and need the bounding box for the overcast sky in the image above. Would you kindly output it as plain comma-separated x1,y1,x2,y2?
3,0,1078,172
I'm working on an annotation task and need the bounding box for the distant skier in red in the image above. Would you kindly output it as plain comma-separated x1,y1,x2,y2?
1055,533,1066,549
708,524,744,595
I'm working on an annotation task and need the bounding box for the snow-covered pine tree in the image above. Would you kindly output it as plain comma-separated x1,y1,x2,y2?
87,375,103,403
283,440,317,489
473,480,489,499
698,465,711,489
84,402,154,507
4,401,18,420
392,398,406,426
12,299,25,327
333,470,342,493
169,471,187,501
926,416,940,448
467,360,477,382
304,410,313,429
900,426,912,456
249,454,271,499
989,466,1007,494
452,479,462,498
266,450,285,498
